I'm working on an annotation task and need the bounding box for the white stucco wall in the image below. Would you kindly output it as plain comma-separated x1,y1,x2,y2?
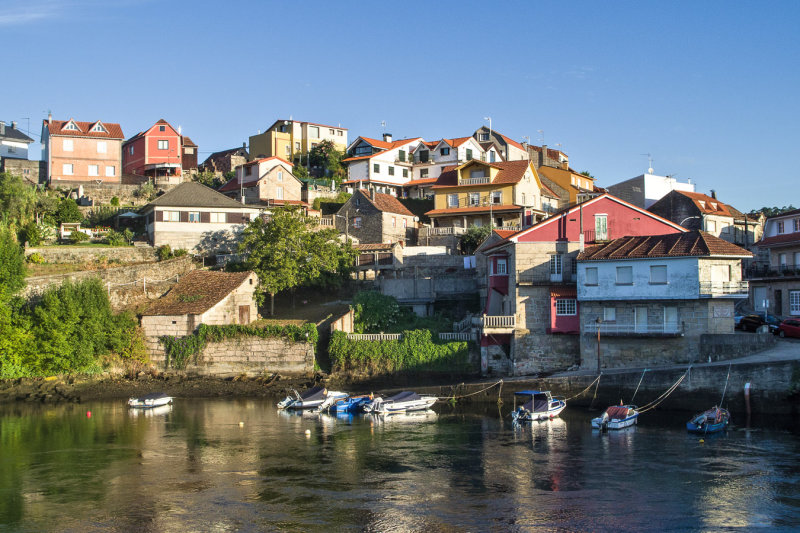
578,257,700,301
642,174,696,208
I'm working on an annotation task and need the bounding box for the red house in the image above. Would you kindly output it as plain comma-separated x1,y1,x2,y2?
122,119,191,182
477,193,686,376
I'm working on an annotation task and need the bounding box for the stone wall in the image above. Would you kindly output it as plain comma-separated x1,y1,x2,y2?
25,245,157,263
512,330,580,375
49,181,179,206
1,158,45,185
700,332,776,361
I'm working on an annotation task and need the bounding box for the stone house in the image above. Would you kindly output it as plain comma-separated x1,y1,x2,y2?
218,156,304,207
200,145,249,175
141,182,261,253
478,193,686,376
335,189,417,245
748,208,800,317
577,231,751,369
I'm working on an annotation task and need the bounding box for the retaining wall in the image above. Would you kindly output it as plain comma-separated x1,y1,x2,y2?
25,245,157,264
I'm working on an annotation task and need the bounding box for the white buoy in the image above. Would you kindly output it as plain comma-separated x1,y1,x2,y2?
305,429,311,438
239,421,244,427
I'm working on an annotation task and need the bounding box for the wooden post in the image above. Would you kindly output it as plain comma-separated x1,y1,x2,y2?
596,318,602,373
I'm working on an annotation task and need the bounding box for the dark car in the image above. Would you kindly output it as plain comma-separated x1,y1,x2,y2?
737,314,782,333
777,319,800,338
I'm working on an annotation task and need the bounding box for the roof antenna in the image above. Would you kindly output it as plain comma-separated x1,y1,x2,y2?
641,153,654,174
381,120,386,133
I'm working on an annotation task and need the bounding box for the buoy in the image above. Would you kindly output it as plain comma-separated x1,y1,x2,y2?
699,439,704,443
305,429,311,438
86,411,92,418
239,421,244,427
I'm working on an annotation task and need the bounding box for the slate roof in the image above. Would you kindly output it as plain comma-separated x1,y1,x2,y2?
202,146,249,164
0,123,34,143
44,119,124,139
358,189,415,217
182,136,197,147
146,182,255,209
142,270,254,316
577,231,752,261
432,160,531,188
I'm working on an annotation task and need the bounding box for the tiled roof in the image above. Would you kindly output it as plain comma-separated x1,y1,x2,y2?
432,160,531,188
359,189,414,217
354,243,398,251
493,229,519,239
403,177,439,187
45,118,124,139
674,191,733,216
527,144,566,161
142,270,254,316
204,146,248,161
497,132,525,151
147,182,256,209
0,123,34,143
425,204,522,216
342,137,422,163
182,136,197,147
577,231,752,261
755,233,800,247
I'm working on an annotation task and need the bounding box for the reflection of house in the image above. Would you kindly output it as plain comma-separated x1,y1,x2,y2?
478,193,686,375
748,208,800,317
335,189,417,245
41,115,124,184
200,145,249,175
122,119,190,183
249,119,348,163
141,182,261,252
218,156,304,207
606,169,695,208
577,231,751,369
141,270,258,339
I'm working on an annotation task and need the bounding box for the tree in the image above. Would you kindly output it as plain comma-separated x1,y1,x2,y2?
308,140,346,180
0,172,37,225
192,171,223,189
55,198,83,226
239,207,357,315
579,170,595,179
293,164,309,181
0,224,25,302
460,225,492,254
749,205,797,218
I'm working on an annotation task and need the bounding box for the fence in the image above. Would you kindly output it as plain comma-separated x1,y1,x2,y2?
346,333,403,341
583,322,684,335
698,281,749,297
438,332,474,341
478,315,516,328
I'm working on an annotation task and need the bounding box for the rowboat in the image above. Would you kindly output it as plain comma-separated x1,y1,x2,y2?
128,392,173,409
511,390,567,422
277,386,348,410
592,405,639,430
363,391,437,415
686,406,730,434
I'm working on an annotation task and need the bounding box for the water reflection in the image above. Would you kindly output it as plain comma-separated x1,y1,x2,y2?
0,400,798,531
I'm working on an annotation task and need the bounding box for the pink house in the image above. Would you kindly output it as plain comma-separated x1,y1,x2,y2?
122,119,188,181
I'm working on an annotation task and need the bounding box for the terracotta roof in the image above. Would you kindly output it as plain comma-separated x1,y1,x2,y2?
432,160,531,188
755,233,800,247
425,204,522,216
359,189,414,217
354,243,398,251
342,137,422,162
45,118,124,139
147,182,256,209
577,231,752,261
497,132,525,151
142,270,254,316
493,229,519,239
674,191,733,216
403,177,439,187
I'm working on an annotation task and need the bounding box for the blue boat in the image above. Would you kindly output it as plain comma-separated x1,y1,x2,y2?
329,395,372,414
686,406,730,434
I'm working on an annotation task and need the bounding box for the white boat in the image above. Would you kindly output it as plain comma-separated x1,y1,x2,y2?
277,386,348,410
592,405,639,430
128,392,173,409
511,390,567,422
363,391,438,415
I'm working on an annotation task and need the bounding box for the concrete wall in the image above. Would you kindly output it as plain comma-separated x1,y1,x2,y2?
330,308,355,333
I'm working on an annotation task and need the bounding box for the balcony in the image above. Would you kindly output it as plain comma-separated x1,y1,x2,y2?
583,322,684,337
458,177,491,186
583,229,610,243
699,281,749,298
474,314,516,333
318,216,334,227
420,226,467,237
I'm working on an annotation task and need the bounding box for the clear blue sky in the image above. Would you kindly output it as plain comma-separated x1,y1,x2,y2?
4,0,798,212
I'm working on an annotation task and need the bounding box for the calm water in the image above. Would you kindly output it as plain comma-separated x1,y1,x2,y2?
1,399,799,532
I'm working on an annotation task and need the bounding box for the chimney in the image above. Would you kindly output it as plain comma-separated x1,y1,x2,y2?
0,122,4,136
710,189,716,199
371,189,376,201
540,144,547,168
383,132,392,143
48,112,52,124
11,121,17,130
242,142,247,149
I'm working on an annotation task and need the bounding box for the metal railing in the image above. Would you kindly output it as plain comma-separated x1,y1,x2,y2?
583,322,684,335
439,332,473,341
698,281,749,297
421,227,467,236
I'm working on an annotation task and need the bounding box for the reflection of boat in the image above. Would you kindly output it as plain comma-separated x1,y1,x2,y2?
687,406,730,434
277,386,348,410
371,410,438,424
592,405,639,430
129,404,173,417
363,391,437,414
128,392,173,409
327,395,373,414
511,390,567,422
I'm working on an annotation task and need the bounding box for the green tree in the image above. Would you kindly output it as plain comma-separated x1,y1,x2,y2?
308,140,345,180
55,198,83,226
749,205,797,218
0,224,25,302
192,171,223,189
293,164,309,181
0,172,37,225
459,224,492,254
239,207,357,315
579,170,595,179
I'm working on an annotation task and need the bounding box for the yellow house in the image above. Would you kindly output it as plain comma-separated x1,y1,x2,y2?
425,159,558,230
537,163,596,204
249,119,348,163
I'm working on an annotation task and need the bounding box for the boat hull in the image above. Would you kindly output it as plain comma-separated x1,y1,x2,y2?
686,407,730,434
365,396,437,415
592,414,638,430
128,395,173,409
513,400,567,422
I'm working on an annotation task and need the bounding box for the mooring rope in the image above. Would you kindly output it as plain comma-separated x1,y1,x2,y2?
437,379,503,401
630,368,648,404
564,373,602,402
719,363,732,406
637,366,691,413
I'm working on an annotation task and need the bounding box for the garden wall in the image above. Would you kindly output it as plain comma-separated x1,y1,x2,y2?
25,245,157,263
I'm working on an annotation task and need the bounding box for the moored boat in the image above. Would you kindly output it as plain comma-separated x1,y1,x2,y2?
128,392,173,409
363,391,437,415
328,395,373,414
592,405,639,430
686,406,730,434
277,386,348,410
511,390,567,422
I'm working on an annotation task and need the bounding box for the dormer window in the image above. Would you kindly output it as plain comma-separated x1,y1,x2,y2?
63,121,79,131
91,123,107,133
710,202,718,210
699,201,706,209
479,133,489,142
470,169,486,179
440,147,450,156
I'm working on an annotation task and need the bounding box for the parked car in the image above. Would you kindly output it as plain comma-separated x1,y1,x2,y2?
736,314,782,333
777,319,800,338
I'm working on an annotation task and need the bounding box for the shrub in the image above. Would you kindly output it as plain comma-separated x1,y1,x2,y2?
55,198,84,226
104,230,126,246
173,248,188,257
110,196,120,206
122,228,134,244
20,221,42,246
352,291,403,333
27,252,45,264
69,230,90,244
157,244,172,261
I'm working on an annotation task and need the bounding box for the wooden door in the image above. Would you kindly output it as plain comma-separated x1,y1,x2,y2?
238,305,250,324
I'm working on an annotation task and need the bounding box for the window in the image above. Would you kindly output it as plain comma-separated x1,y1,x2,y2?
97,141,107,153
492,191,502,204
470,169,486,179
329,128,334,135
664,306,679,332
556,299,577,316
479,133,489,141
188,212,200,223
129,145,134,155
616,266,633,285
373,163,380,173
420,168,429,178
403,218,407,228
158,140,168,150
88,165,99,176
779,253,787,266
489,150,496,163
63,139,73,151
466,148,473,160
159,125,166,132
418,150,429,163
295,142,301,150
388,166,395,176
521,193,526,205
440,147,450,156
276,186,283,200
285,145,291,155
585,266,598,285
707,220,716,232
603,307,616,322
353,216,362,229
650,265,667,284
448,194,459,207
62,163,73,175
790,291,800,315
309,126,319,138
469,192,480,206
210,212,226,223
398,150,406,162
64,122,79,131
794,218,800,232
778,221,785,233
595,214,608,240
277,171,283,182
165,211,180,222
402,168,408,178
550,254,562,275
494,258,508,275
7,146,15,153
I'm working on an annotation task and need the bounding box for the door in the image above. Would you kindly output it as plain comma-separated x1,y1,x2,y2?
595,214,608,241
238,305,250,324
754,287,768,311
635,307,648,333
664,306,678,333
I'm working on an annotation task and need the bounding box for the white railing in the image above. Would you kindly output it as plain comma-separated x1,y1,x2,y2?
439,332,473,341
346,333,402,341
699,281,749,297
459,177,491,185
480,315,516,328
453,315,472,332
422,227,467,236
583,323,683,335
318,216,334,226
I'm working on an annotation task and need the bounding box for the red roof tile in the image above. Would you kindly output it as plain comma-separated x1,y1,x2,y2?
755,233,800,247
403,178,439,187
674,191,732,216
432,160,532,188
577,231,752,260
343,137,423,162
45,118,124,139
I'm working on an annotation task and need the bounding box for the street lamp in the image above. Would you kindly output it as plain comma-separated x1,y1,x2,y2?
679,215,703,230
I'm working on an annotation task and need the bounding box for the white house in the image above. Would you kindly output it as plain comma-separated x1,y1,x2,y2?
341,134,424,196
409,137,489,181
607,169,696,209
0,121,34,160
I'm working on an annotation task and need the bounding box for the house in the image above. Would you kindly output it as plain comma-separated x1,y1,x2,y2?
218,156,303,207
41,115,124,183
0,121,34,160
182,136,198,173
537,164,598,205
122,119,195,183
140,182,261,253
472,126,529,161
334,189,417,245
478,193,687,376
647,190,763,250
352,242,403,278
526,143,568,170
424,159,554,233
341,134,424,196
748,208,800,317
200,145,249,175
577,231,751,369
249,119,348,165
141,270,258,340
606,169,695,208
409,136,488,182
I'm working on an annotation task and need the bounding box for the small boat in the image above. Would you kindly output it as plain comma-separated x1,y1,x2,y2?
686,406,730,434
128,392,173,409
511,390,567,422
328,395,373,414
277,386,348,410
592,405,639,430
363,391,438,415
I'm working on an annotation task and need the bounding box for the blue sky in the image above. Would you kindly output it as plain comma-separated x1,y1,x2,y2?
4,0,798,211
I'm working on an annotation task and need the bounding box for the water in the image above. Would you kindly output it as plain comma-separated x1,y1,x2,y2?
1,399,799,532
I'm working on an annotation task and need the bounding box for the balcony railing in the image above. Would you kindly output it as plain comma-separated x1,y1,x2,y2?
476,315,516,329
439,332,474,341
421,226,467,236
698,281,749,297
583,229,610,243
583,322,684,336
318,216,334,226
458,177,491,186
